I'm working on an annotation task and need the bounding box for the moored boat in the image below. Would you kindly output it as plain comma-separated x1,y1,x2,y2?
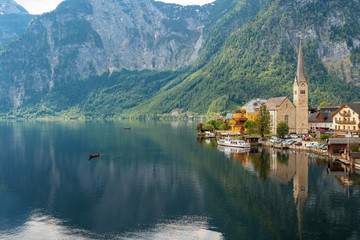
205,131,216,138
217,137,250,148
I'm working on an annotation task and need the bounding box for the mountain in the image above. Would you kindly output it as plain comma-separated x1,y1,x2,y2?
0,0,33,48
0,0,213,112
0,0,28,14
1,0,360,118
133,0,360,115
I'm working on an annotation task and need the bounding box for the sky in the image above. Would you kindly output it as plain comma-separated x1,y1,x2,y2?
14,0,215,15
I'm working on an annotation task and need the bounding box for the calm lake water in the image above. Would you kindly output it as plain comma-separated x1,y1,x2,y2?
0,120,359,240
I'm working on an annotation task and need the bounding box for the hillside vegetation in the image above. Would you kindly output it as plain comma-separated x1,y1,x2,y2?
1,0,360,118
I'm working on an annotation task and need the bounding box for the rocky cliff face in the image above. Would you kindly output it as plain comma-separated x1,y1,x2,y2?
0,0,212,108
279,0,360,85
0,0,28,14
0,0,33,48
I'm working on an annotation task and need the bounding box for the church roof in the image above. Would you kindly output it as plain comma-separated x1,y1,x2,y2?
295,40,307,85
265,97,288,111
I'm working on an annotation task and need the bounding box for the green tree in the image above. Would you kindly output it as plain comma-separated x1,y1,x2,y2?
320,134,329,140
276,121,289,139
202,123,215,131
244,120,255,135
318,101,327,108
255,105,270,137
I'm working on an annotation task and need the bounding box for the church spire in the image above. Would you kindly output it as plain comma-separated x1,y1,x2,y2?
295,34,306,85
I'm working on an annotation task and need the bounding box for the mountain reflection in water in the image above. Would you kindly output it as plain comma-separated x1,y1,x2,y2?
0,122,359,240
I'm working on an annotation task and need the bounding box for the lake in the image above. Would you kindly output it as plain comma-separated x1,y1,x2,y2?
0,120,359,240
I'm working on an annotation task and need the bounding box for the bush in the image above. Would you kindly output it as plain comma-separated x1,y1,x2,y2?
202,119,229,131
320,134,329,140
350,143,360,152
197,123,204,133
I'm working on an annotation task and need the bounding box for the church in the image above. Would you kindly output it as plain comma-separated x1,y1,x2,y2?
266,39,309,135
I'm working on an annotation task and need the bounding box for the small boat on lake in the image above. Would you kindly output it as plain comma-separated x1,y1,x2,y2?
88,152,101,161
217,137,251,148
124,127,131,130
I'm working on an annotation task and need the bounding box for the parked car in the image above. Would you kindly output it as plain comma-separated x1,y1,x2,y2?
316,144,325,149
321,145,328,150
293,142,302,146
306,142,318,148
303,136,311,141
290,134,298,139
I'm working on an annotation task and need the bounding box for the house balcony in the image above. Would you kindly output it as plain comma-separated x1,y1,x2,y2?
339,112,351,117
335,120,356,124
334,129,359,133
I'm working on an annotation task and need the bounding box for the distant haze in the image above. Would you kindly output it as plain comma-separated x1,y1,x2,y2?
14,0,215,14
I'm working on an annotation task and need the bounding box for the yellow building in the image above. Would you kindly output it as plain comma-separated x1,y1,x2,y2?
230,109,248,132
242,99,267,121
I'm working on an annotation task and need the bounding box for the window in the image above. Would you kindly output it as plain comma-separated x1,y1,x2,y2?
251,115,253,119
354,126,356,130
335,125,337,130
295,91,297,94
285,115,289,125
300,90,305,94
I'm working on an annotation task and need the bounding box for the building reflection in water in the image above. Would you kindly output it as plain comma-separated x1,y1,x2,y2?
218,147,309,237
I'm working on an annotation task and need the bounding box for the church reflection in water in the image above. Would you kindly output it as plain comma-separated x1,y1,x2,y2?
216,146,346,238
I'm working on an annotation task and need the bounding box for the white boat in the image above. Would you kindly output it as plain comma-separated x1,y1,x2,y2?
205,131,216,138
217,137,251,148
218,146,250,154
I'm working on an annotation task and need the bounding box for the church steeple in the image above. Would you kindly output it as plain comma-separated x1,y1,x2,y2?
293,34,309,135
295,36,307,85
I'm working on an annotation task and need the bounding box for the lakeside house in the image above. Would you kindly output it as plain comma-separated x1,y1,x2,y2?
243,99,266,120
308,104,339,131
230,109,247,132
328,138,360,155
331,103,360,134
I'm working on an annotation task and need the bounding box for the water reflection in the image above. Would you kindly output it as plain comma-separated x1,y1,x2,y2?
0,211,94,240
215,146,360,239
1,121,360,239
0,211,223,240
0,121,207,238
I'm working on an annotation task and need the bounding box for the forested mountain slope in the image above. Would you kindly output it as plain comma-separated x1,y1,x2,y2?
133,0,360,115
1,0,360,118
